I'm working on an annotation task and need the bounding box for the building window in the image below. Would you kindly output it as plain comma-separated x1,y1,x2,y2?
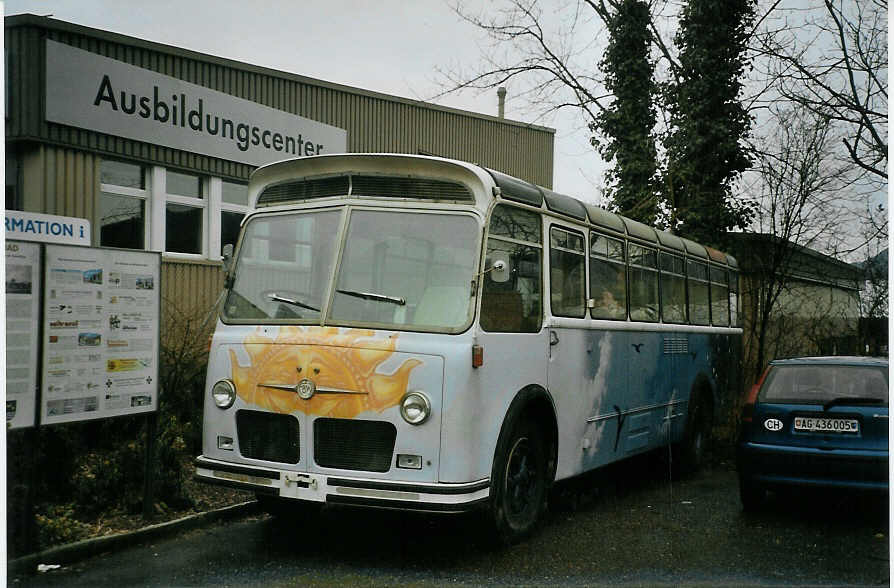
100,160,147,250
164,170,205,255
100,160,248,260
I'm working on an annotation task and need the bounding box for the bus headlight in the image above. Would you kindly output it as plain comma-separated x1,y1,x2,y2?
400,391,431,425
212,379,237,409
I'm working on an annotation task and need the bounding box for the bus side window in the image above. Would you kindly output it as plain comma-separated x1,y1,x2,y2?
710,265,729,326
660,252,686,323
688,260,710,325
549,226,586,318
481,205,542,333
629,243,659,322
729,270,739,326
589,232,627,320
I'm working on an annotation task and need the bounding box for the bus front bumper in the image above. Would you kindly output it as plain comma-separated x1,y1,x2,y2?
194,456,491,513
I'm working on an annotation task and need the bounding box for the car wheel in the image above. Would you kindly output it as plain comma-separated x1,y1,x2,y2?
739,477,765,512
489,417,548,545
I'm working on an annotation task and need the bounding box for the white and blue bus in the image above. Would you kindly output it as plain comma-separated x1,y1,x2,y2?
195,154,742,542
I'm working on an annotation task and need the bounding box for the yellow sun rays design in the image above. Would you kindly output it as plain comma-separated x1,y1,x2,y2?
229,327,422,418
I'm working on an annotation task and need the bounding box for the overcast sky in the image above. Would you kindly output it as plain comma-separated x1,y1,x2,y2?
5,0,606,201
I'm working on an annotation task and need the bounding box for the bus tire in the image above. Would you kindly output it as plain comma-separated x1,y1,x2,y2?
489,417,548,545
677,391,712,473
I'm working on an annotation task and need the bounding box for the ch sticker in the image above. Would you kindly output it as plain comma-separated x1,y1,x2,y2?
764,418,783,432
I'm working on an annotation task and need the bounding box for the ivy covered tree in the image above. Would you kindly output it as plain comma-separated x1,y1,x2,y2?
662,0,757,247
590,0,659,225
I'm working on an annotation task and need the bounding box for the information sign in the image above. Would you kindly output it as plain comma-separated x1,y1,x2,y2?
5,241,42,429
41,245,161,425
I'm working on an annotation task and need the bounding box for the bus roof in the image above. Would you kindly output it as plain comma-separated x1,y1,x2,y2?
249,153,738,268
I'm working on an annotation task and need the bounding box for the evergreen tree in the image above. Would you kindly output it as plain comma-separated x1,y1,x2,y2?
592,0,659,225
662,0,757,247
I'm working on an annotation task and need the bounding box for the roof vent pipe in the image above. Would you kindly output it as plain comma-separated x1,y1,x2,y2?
497,87,506,118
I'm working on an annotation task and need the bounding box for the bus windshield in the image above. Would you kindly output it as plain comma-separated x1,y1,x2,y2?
223,208,481,332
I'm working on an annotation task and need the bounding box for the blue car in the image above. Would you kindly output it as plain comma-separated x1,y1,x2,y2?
737,356,888,510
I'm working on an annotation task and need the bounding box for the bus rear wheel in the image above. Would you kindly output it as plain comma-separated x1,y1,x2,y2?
676,393,712,474
489,418,548,545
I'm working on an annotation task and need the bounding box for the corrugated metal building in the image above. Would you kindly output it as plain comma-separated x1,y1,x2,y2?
5,14,555,326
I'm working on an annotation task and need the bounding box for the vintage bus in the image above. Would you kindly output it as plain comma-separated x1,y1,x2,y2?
195,154,741,543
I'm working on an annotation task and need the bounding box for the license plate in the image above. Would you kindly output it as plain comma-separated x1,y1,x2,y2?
793,417,859,433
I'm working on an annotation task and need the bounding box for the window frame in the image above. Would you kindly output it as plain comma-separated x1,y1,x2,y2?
660,251,688,324
588,230,627,321
480,203,544,333
99,159,150,250
549,224,587,319
628,242,660,323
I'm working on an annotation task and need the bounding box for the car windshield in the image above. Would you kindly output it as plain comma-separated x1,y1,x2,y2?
223,208,481,332
760,364,889,405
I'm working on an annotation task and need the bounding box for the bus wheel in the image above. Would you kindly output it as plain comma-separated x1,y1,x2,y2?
678,395,712,473
490,418,548,544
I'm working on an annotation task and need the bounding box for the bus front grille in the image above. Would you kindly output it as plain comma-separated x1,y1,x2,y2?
236,410,300,464
313,418,397,472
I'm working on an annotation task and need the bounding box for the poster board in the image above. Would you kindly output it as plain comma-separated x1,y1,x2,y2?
5,241,42,429
41,245,161,425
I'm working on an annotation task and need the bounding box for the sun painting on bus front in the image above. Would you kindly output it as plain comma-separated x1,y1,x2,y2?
228,326,421,418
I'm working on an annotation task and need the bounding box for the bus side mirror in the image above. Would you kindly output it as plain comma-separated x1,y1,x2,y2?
486,258,511,283
222,244,234,274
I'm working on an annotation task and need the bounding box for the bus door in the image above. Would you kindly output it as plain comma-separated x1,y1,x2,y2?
544,223,593,479
477,204,549,468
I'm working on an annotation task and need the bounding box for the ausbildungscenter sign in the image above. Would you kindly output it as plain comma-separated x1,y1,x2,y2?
45,40,348,166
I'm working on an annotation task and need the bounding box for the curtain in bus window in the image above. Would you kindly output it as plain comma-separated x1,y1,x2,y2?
550,227,586,318
688,260,710,325
629,244,659,322
589,233,627,320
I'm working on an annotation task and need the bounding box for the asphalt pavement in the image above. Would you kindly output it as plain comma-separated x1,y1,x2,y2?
9,454,890,586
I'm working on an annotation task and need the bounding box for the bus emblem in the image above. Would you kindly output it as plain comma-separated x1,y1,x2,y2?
296,379,316,400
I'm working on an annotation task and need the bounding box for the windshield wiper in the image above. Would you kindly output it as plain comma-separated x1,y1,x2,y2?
265,292,320,313
823,396,885,411
336,289,406,306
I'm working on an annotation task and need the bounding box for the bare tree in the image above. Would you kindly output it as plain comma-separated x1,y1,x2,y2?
755,0,887,180
739,103,865,378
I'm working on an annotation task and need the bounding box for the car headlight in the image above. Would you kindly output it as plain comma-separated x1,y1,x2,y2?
400,391,431,425
212,379,237,409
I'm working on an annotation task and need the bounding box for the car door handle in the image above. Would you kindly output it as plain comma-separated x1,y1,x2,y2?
550,331,559,346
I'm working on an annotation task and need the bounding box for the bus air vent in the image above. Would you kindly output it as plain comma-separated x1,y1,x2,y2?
236,410,300,464
313,418,397,472
350,175,473,201
257,176,350,206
